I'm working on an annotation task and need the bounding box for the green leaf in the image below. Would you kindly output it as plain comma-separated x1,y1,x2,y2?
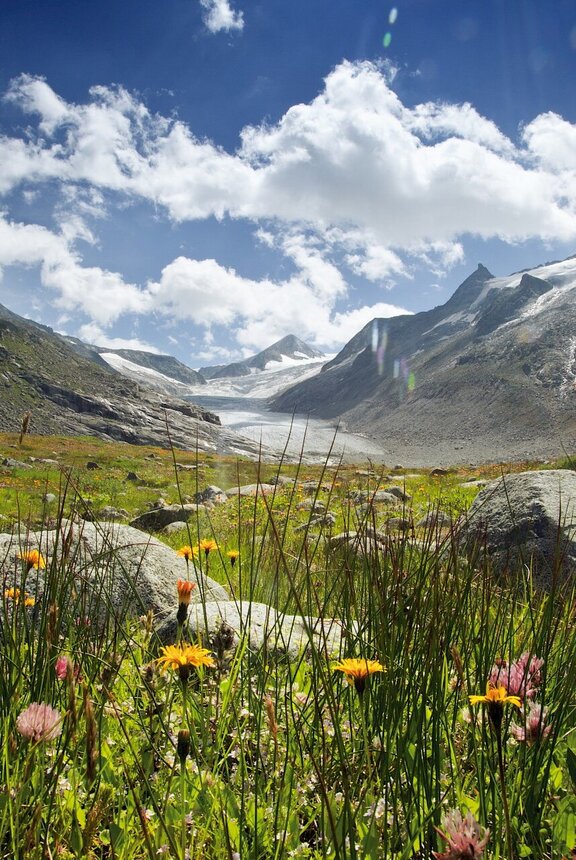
567,748,576,789
69,812,83,857
109,822,125,851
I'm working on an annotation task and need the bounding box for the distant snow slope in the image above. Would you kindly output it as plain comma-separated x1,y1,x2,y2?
196,355,330,399
99,351,202,398
100,349,329,401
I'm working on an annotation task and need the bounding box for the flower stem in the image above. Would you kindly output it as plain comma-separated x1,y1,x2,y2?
495,728,514,860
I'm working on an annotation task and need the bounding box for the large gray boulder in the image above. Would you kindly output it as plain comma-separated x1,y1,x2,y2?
462,469,576,588
156,600,345,659
0,520,227,623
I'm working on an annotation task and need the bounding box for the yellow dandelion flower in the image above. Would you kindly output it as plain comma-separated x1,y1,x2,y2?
177,545,197,562
156,643,215,683
469,683,522,709
18,549,46,570
199,538,218,556
469,683,521,730
4,588,35,607
333,657,385,695
226,549,240,566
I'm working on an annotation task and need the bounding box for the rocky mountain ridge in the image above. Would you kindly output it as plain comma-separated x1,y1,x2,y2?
0,303,267,457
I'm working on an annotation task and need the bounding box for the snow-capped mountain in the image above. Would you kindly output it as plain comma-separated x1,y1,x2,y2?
271,255,576,465
199,335,324,379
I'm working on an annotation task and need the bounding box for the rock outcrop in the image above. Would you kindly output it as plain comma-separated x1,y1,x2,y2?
462,469,576,588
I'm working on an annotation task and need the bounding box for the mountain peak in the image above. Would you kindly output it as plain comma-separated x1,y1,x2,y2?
200,335,323,379
443,263,494,314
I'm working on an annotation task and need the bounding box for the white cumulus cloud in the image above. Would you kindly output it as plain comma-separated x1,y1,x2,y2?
199,0,244,33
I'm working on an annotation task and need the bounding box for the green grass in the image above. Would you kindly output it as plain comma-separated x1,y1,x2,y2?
0,432,575,858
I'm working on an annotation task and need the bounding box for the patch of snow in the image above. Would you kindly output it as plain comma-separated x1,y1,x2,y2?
262,354,324,371
519,287,564,319
101,352,189,388
421,310,471,336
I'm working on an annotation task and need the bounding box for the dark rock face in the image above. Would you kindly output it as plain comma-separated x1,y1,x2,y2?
474,274,552,336
462,470,576,589
130,505,203,532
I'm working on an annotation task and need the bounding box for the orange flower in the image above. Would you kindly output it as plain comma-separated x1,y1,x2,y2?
469,684,522,709
199,538,218,557
18,549,45,570
176,579,196,606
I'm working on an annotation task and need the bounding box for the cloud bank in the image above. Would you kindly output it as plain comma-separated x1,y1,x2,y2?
1,61,575,352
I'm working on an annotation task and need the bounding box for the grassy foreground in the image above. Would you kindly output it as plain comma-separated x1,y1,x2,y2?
0,433,575,859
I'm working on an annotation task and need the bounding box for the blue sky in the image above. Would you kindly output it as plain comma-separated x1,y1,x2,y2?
0,0,575,366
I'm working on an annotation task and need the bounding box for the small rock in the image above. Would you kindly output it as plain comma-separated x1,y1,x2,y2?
383,517,414,532
125,471,140,482
329,528,384,551
130,504,204,532
268,475,295,487
42,493,57,504
384,486,411,502
156,600,345,658
161,521,190,535
86,461,100,470
194,486,228,505
416,511,452,529
299,481,330,494
2,458,31,469
225,483,276,497
99,506,129,521
296,500,327,512
294,512,336,531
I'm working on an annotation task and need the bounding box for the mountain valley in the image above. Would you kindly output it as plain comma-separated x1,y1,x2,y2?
2,253,576,466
